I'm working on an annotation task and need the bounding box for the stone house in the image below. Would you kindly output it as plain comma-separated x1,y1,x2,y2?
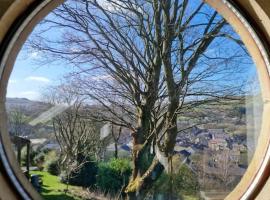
208,138,227,151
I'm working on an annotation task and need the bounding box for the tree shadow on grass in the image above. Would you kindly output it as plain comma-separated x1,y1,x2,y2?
40,187,78,200
41,187,51,193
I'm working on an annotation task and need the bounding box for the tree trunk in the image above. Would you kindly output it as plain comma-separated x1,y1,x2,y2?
125,157,164,200
114,142,118,159
125,105,165,199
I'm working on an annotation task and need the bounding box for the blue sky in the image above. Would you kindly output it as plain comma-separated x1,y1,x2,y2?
7,3,77,101
7,49,70,100
6,0,260,101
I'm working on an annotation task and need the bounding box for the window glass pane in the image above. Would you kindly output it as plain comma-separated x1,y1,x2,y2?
6,1,263,199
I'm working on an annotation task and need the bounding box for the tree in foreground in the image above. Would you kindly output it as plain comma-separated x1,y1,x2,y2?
29,0,251,198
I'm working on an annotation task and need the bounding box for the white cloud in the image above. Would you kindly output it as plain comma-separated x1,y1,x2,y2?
96,0,137,13
97,0,116,11
8,79,17,84
25,76,51,83
31,52,38,57
29,51,40,59
70,47,80,53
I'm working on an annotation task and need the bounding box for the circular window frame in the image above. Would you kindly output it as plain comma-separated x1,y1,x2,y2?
0,0,270,199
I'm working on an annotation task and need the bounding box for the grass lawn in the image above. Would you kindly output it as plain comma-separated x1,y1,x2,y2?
30,171,84,200
30,171,199,200
182,195,199,200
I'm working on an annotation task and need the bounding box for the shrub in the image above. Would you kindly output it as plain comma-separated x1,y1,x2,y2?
33,153,45,170
46,159,60,176
174,164,199,195
21,146,28,166
31,147,51,170
96,158,131,194
153,164,199,198
44,151,60,175
68,159,98,187
21,146,41,167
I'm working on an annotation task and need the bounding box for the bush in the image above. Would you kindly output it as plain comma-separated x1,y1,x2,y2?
21,146,41,167
44,151,60,175
21,146,28,166
46,159,60,176
33,153,45,170
96,158,131,194
153,164,199,198
67,159,98,187
174,164,199,195
31,147,51,170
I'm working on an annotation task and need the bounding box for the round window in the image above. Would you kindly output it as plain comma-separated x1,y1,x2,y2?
0,1,270,200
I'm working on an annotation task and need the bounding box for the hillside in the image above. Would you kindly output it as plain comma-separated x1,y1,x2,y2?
6,98,54,138
6,98,52,118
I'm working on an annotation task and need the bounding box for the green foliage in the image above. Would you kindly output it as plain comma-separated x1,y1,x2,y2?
44,151,60,175
34,152,46,170
96,158,131,194
153,173,173,193
153,164,199,198
175,165,199,195
34,152,45,163
21,146,42,167
31,147,51,170
21,146,28,166
46,159,60,176
62,157,98,187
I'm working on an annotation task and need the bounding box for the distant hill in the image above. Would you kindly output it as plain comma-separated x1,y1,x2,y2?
6,98,54,138
6,98,52,119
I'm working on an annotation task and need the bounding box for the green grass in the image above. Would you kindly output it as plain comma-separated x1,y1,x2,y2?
182,195,199,200
30,171,84,200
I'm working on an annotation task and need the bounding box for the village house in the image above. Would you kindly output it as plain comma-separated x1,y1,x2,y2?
230,149,241,165
208,138,227,151
232,143,247,152
208,129,229,140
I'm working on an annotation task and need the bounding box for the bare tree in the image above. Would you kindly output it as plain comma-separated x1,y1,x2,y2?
8,106,28,136
44,84,102,185
207,149,235,190
111,123,122,159
28,0,251,198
